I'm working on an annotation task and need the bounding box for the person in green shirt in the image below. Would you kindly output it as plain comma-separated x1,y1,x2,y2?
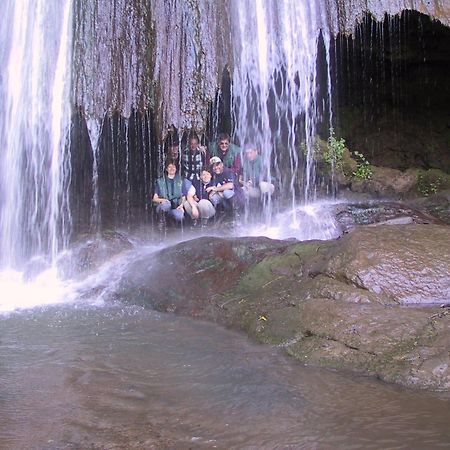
208,133,241,174
153,161,194,222
240,144,275,199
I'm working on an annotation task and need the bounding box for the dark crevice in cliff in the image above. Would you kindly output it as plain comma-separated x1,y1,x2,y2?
330,10,450,172
69,108,158,236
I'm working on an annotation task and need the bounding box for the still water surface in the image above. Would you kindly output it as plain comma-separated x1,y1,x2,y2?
1,304,449,449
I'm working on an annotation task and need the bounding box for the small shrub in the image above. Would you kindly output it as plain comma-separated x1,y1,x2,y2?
352,151,372,180
324,128,345,168
418,171,443,197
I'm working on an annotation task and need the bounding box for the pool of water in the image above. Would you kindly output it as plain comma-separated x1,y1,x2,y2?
1,303,449,449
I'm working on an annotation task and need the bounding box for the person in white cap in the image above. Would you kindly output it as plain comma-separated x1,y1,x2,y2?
207,156,243,214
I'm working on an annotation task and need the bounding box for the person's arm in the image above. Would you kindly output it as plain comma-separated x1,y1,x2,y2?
153,192,169,204
206,182,234,193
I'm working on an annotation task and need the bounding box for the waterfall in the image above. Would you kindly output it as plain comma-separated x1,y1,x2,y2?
0,0,73,269
230,0,333,220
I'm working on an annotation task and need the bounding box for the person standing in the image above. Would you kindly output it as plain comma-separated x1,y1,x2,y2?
181,132,209,182
208,132,241,175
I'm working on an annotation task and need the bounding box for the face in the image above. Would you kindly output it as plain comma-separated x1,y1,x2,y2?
189,138,199,151
201,170,212,183
245,148,258,161
169,145,179,159
219,139,230,154
166,163,177,177
212,162,224,174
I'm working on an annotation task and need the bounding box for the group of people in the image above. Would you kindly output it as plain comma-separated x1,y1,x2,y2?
152,130,275,227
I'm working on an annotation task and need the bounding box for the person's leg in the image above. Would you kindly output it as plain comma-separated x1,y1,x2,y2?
245,185,261,198
259,181,275,195
209,192,222,207
169,207,184,222
156,201,171,214
198,199,215,219
222,189,235,211
183,200,194,218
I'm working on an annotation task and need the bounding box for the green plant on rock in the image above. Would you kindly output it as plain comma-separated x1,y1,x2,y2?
324,127,345,169
299,141,320,158
418,171,443,197
352,151,372,180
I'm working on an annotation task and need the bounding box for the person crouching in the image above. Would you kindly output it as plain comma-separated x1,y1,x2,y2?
207,156,243,214
184,168,216,226
153,161,194,223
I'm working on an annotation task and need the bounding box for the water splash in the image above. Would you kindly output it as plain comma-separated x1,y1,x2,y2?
0,268,73,314
0,0,73,269
241,201,342,241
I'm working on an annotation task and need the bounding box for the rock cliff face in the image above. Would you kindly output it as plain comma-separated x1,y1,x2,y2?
72,0,450,133
329,0,450,33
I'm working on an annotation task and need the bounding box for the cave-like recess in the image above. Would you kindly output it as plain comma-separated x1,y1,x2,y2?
68,9,450,234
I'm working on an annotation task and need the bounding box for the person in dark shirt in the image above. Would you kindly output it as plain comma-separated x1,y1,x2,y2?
207,156,243,213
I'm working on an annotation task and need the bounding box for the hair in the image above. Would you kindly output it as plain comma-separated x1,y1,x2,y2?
165,159,177,170
218,132,230,142
187,130,200,143
244,143,258,152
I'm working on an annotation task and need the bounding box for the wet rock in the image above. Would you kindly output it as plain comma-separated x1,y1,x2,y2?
116,236,291,315
410,189,450,225
334,202,441,233
57,230,133,279
113,224,450,391
323,225,450,305
350,167,419,197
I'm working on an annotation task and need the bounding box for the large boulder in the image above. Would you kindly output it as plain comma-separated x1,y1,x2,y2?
111,224,450,390
323,225,450,305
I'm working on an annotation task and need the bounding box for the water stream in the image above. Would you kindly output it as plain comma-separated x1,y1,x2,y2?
0,0,73,269
1,302,450,449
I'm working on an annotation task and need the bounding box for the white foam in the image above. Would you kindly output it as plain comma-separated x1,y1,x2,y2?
0,268,74,314
240,201,342,241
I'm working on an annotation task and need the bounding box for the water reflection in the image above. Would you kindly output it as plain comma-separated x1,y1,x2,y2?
1,305,449,449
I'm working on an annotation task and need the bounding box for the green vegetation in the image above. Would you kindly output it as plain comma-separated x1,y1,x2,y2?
418,170,443,197
324,127,345,168
352,151,373,180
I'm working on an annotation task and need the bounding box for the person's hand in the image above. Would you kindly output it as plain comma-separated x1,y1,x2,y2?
176,204,184,210
206,186,216,193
